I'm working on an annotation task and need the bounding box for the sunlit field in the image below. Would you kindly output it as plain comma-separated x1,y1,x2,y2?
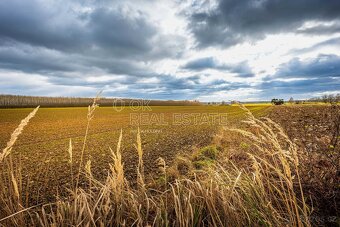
1,103,339,226
0,105,269,203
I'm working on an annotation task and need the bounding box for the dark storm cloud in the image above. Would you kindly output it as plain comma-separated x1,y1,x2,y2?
187,0,340,48
0,0,186,81
151,75,250,96
257,54,340,98
182,57,254,77
258,77,340,98
0,0,147,55
102,74,250,100
0,0,89,52
274,54,340,78
182,57,222,70
296,22,340,35
0,0,185,76
88,8,155,57
0,40,80,73
228,62,254,78
0,39,157,79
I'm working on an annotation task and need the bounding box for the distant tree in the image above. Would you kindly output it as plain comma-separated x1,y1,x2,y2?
321,94,338,104
322,95,329,103
271,98,284,105
289,97,294,104
309,93,340,104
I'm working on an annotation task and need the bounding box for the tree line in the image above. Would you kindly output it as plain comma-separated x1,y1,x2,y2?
309,93,340,104
0,95,201,108
271,94,340,105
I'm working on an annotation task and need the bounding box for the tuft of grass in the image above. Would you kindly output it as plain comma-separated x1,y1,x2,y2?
199,145,218,160
193,159,214,169
192,145,219,169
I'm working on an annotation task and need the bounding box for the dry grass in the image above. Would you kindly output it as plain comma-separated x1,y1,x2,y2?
76,91,101,188
0,102,312,226
0,106,39,162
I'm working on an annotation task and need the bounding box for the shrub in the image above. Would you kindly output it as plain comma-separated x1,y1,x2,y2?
271,98,284,105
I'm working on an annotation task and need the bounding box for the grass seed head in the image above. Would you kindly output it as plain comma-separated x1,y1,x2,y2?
0,106,39,162
68,139,73,164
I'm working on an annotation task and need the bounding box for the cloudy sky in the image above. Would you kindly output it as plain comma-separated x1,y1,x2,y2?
0,0,340,101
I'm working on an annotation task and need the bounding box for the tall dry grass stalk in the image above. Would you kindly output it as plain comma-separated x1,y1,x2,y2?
68,139,73,164
0,103,311,226
68,139,74,189
108,129,124,201
0,106,39,162
135,127,145,189
76,91,102,188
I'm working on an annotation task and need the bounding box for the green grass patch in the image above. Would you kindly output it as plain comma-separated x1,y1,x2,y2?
193,145,219,169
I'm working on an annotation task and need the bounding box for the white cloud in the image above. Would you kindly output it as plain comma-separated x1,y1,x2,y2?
197,88,262,102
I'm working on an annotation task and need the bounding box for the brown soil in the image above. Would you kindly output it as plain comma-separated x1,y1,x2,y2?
267,105,340,225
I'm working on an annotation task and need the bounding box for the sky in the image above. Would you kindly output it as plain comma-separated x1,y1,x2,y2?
0,0,340,101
